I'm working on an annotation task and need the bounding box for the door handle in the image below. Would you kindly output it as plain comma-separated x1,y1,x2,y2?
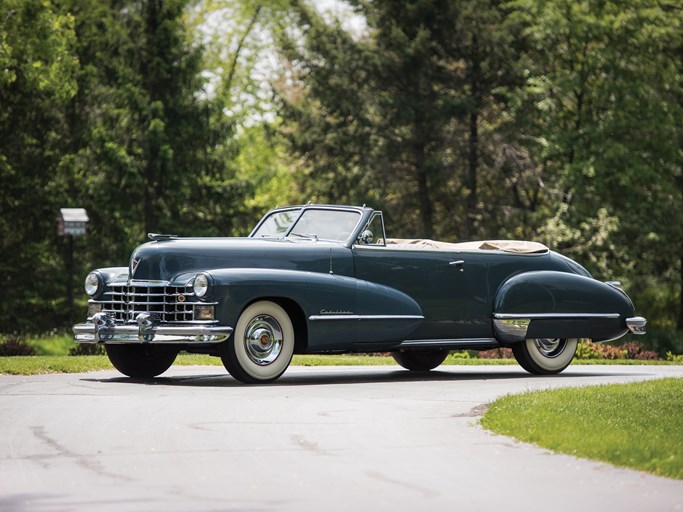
449,260,465,272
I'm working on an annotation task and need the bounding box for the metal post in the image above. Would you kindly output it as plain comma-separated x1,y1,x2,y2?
67,234,74,323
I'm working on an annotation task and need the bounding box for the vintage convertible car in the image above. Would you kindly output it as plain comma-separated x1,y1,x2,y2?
74,204,646,383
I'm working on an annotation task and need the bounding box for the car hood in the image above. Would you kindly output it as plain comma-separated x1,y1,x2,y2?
128,237,347,282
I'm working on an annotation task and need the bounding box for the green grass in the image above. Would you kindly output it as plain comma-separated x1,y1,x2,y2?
24,332,76,356
0,356,114,375
0,352,677,375
481,378,683,480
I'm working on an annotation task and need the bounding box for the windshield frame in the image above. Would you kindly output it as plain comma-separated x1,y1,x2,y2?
250,205,371,246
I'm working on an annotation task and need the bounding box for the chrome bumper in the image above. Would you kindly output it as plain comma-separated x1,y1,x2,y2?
626,316,647,335
73,312,233,344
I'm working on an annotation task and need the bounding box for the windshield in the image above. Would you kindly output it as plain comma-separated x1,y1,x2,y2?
251,208,301,238
251,208,362,242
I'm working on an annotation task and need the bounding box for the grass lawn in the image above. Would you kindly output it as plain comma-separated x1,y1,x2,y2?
480,378,683,480
0,352,677,375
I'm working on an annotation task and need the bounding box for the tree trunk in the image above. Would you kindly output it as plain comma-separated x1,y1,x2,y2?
415,143,434,239
466,33,480,239
467,110,478,238
678,254,683,330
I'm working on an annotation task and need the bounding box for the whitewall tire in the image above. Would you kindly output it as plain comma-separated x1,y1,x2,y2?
221,301,295,384
512,338,579,375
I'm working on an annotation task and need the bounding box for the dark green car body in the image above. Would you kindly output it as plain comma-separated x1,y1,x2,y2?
74,205,645,382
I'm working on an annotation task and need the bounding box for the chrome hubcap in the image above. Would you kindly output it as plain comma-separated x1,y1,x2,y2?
244,315,283,366
533,338,566,358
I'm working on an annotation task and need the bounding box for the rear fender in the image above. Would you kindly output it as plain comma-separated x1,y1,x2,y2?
493,271,635,343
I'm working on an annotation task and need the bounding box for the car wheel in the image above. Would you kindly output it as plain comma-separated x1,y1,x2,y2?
105,344,178,379
512,338,578,375
391,349,449,371
221,301,295,384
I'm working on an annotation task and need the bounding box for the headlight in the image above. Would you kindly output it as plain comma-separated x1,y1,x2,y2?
84,271,103,296
193,273,211,299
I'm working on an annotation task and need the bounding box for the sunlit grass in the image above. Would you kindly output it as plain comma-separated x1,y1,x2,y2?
481,378,683,480
1,352,677,376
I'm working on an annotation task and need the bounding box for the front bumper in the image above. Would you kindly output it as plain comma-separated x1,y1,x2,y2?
73,312,233,344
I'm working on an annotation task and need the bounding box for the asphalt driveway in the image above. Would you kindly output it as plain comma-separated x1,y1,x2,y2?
1,364,682,511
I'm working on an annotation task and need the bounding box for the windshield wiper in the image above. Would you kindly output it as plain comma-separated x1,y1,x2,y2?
288,232,318,241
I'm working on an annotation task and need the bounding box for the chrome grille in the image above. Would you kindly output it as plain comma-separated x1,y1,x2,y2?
98,282,195,323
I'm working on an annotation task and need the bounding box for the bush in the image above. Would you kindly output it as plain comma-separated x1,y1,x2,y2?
479,347,513,359
666,352,683,363
622,342,659,360
69,343,105,356
575,339,660,360
0,337,37,356
634,330,683,357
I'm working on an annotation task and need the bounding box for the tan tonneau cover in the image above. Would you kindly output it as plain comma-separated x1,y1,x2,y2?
385,238,548,254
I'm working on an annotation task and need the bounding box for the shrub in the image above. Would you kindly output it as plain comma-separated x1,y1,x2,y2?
622,342,659,360
479,347,513,359
666,352,683,363
575,339,601,360
575,339,660,360
0,337,37,356
69,343,105,356
574,339,628,360
635,330,683,357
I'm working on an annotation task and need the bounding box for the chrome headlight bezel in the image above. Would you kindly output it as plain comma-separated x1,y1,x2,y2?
84,271,104,297
193,273,213,300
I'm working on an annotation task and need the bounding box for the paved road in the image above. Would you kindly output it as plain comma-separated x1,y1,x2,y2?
1,364,682,512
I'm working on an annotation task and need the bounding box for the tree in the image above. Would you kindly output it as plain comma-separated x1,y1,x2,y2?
1,0,254,332
507,0,683,328
273,0,525,239
0,0,79,330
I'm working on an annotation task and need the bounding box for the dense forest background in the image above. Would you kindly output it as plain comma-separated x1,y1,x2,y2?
1,0,681,342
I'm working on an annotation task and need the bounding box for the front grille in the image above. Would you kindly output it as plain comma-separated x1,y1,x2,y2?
98,282,195,323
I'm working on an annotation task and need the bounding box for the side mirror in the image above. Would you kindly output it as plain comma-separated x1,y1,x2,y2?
358,229,374,245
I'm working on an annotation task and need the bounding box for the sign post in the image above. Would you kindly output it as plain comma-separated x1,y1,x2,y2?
57,208,89,322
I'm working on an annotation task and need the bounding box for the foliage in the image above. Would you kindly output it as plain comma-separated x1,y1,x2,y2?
575,339,662,360
667,352,683,364
273,0,528,240
479,347,513,359
481,378,683,479
0,0,79,331
0,0,258,333
507,0,683,327
69,343,105,356
0,337,37,357
1,0,681,336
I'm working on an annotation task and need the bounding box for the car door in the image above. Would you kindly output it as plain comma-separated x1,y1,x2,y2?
352,245,493,340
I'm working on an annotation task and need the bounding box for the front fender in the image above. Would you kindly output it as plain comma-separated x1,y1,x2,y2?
493,271,635,343
181,268,423,350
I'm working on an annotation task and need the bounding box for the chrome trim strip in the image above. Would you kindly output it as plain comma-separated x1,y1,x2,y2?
308,314,424,321
399,338,498,348
494,313,621,320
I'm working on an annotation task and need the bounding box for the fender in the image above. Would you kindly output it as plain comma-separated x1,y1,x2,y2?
175,268,423,350
493,271,635,343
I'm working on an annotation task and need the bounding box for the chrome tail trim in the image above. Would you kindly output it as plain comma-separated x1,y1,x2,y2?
626,316,647,335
